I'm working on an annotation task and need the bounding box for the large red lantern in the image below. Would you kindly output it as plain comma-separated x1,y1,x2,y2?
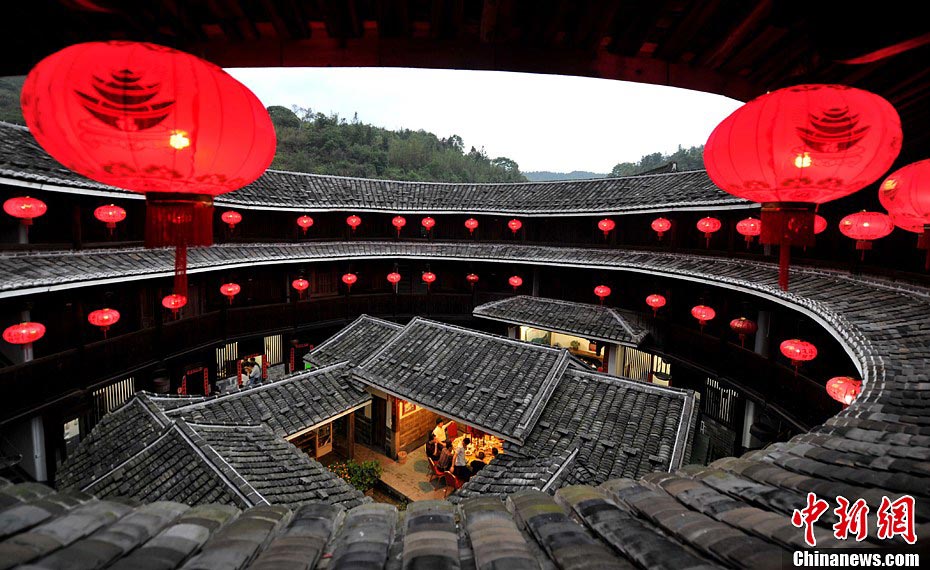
342,273,357,291
346,215,362,232
814,214,828,235
729,317,758,348
696,217,722,247
507,219,522,235
651,217,671,240
292,278,309,300
162,294,187,315
704,84,901,290
645,294,666,315
392,215,406,237
839,211,894,259
221,210,242,230
4,197,47,226
826,376,862,406
3,322,46,345
421,217,436,232
88,308,120,337
879,159,930,269
780,339,817,374
597,219,615,238
94,204,127,234
466,273,479,288
297,215,314,235
594,285,611,303
220,282,241,304
22,42,275,299
422,272,437,290
386,272,401,291
736,217,762,248
508,275,523,291
464,218,479,235
691,305,716,330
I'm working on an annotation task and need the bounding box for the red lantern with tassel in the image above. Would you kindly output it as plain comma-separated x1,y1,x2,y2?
704,84,901,290
220,282,241,304
422,272,437,290
386,272,401,291
839,211,895,259
346,215,362,233
3,322,46,345
466,273,479,288
292,278,310,299
736,217,762,248
507,219,522,235
826,376,862,406
508,275,523,291
597,219,615,238
88,308,120,337
342,273,357,291
221,210,242,231
464,218,479,235
645,294,666,316
594,285,611,304
780,339,817,375
421,216,436,232
392,215,406,237
879,159,930,269
691,305,716,331
814,214,828,235
22,41,275,301
94,204,127,235
4,196,47,226
162,294,187,315
651,217,671,240
297,215,314,235
729,317,758,348
696,217,722,247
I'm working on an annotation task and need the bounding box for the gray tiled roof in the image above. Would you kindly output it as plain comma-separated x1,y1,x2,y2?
153,362,371,438
305,314,402,367
0,121,752,215
57,395,368,512
519,368,699,486
474,294,650,346
353,317,571,444
452,447,578,503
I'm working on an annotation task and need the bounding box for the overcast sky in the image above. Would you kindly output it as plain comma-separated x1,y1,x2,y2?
227,67,742,173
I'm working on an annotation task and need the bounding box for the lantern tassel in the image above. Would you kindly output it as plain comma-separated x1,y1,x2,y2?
778,243,791,291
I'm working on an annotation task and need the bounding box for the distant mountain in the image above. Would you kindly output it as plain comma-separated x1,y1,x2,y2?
524,170,607,182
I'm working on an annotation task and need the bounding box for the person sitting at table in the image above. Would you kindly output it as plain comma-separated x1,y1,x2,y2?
453,437,472,481
438,440,454,471
425,432,442,462
469,451,487,476
432,418,448,444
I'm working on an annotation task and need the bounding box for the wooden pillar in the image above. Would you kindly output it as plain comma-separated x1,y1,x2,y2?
348,413,356,460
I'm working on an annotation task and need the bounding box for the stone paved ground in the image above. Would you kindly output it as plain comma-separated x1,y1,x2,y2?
354,445,448,501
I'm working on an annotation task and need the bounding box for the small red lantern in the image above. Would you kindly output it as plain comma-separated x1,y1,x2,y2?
691,305,716,330
696,217,722,247
736,217,762,248
392,216,407,237
780,339,818,374
3,322,46,345
704,84,901,290
729,317,758,348
88,308,120,337
508,275,523,291
466,273,479,288
464,218,479,235
22,41,276,300
162,294,187,315
386,272,401,290
292,278,309,299
342,273,358,291
4,196,47,226
879,159,930,269
839,211,894,259
507,219,523,235
651,217,671,240
346,215,362,232
826,376,862,406
594,285,611,304
422,272,437,289
814,214,828,235
297,215,314,235
645,294,666,316
220,282,241,304
94,204,127,234
421,217,436,232
597,219,616,238
221,210,242,230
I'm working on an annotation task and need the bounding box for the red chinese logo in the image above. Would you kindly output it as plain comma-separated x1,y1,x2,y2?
792,492,829,547
792,493,917,547
877,495,917,544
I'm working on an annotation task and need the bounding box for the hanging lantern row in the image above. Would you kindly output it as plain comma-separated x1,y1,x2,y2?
704,83,902,291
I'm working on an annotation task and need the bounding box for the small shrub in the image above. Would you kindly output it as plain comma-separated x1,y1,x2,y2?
328,459,383,492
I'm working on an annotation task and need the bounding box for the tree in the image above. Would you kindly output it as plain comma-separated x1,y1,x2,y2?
267,106,301,130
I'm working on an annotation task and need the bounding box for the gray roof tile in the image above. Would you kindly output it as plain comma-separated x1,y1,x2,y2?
305,315,402,368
